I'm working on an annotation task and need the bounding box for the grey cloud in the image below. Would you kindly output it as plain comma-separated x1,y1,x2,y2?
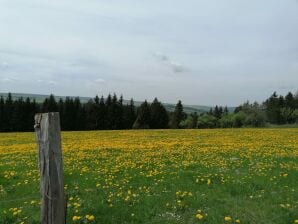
0,62,9,70
154,52,186,73
168,61,184,73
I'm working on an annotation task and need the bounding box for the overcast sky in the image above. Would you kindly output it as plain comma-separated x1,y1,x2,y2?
0,0,297,106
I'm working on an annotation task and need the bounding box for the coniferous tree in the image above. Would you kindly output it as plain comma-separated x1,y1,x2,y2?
96,96,106,130
58,98,65,129
190,112,198,128
105,94,113,129
64,97,76,130
93,95,101,129
4,93,13,131
285,92,295,109
213,105,222,119
11,98,25,131
0,96,5,131
42,94,58,112
295,91,298,108
85,99,96,130
171,100,185,128
265,92,282,124
111,94,123,129
117,95,124,129
149,98,169,129
133,100,151,129
24,97,37,131
123,99,136,129
72,97,85,130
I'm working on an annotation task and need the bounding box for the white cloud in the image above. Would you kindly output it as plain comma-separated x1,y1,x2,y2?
48,80,57,85
0,77,19,83
94,78,106,83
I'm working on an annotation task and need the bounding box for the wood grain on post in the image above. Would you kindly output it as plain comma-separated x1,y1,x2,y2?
34,112,66,224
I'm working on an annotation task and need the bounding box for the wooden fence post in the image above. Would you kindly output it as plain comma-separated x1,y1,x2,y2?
34,112,66,224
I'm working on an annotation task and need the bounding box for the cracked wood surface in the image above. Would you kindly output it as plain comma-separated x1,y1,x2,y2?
35,113,65,224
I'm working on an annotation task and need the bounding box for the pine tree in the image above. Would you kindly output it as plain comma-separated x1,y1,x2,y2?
265,92,282,124
190,112,198,128
149,98,169,129
73,97,85,130
11,97,25,131
285,92,295,109
58,98,65,129
123,99,136,129
171,100,185,128
4,93,13,131
85,99,96,130
0,96,5,131
24,97,36,131
64,97,76,130
94,96,105,130
111,94,123,129
295,91,298,108
93,95,101,129
105,94,113,129
116,95,124,129
213,105,222,119
133,100,151,129
42,94,58,112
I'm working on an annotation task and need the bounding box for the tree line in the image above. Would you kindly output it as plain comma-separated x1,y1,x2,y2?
0,91,297,132
0,93,185,132
191,91,298,129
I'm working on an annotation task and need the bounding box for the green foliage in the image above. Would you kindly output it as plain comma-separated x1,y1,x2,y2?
180,112,198,129
235,103,266,127
264,91,298,124
218,114,234,128
197,113,217,128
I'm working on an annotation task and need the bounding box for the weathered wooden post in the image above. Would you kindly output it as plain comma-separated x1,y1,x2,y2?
34,112,66,224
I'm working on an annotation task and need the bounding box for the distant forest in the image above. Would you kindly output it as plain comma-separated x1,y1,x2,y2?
0,91,298,132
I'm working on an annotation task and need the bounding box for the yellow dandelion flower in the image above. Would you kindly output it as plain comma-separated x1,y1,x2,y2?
196,213,204,220
72,216,81,221
207,179,211,185
224,216,232,222
86,214,95,221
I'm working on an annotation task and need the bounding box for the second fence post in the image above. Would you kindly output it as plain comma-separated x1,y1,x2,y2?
35,112,66,224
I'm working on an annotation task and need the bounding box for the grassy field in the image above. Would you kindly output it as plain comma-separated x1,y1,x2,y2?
0,129,297,224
